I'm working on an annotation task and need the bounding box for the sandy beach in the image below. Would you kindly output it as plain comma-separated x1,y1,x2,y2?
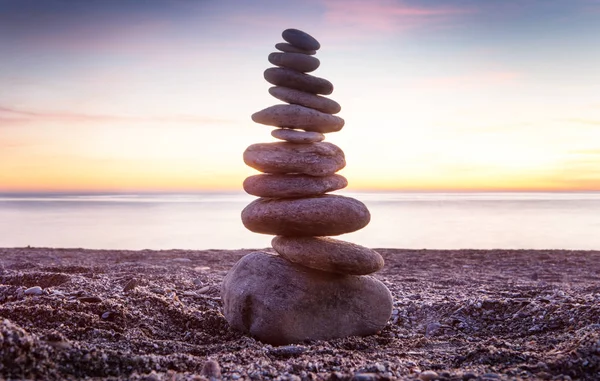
1,247,599,380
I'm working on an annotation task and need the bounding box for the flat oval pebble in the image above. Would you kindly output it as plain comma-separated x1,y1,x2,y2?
264,67,333,95
272,236,384,275
271,128,324,143
282,28,320,51
221,251,392,345
269,86,341,114
241,195,370,236
268,52,320,73
252,104,344,133
275,42,316,55
243,141,345,176
243,173,347,198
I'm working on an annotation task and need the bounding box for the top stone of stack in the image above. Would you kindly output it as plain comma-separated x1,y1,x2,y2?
281,28,321,52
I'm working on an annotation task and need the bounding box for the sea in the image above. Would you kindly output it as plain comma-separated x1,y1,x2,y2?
0,192,599,250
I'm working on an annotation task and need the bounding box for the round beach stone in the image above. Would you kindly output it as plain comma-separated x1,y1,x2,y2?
271,128,325,143
268,52,320,73
275,42,316,55
282,28,320,51
272,236,384,275
243,174,347,198
264,67,333,95
269,86,341,114
221,251,392,345
252,104,344,133
241,195,370,236
243,142,345,176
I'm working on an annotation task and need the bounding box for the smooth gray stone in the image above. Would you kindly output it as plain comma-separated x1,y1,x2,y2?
269,86,341,114
252,104,344,133
275,42,316,55
221,251,393,345
272,236,384,275
282,28,321,51
243,173,347,198
243,142,345,176
264,67,333,95
271,128,325,143
241,195,370,236
269,52,320,73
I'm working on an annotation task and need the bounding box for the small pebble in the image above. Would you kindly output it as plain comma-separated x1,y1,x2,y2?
462,373,477,380
122,278,138,292
197,286,211,294
269,345,308,357
352,373,377,381
420,370,439,381
78,296,102,303
24,286,43,295
201,359,221,380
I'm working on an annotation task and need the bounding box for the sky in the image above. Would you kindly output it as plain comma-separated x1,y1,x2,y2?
1,0,599,192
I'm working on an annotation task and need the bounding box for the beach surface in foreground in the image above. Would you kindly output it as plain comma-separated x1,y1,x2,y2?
0,247,599,380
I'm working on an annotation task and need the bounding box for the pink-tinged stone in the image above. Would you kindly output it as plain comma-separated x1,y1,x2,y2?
272,236,384,275
241,195,370,236
271,128,325,143
264,67,333,95
268,52,320,73
243,142,345,176
243,173,347,198
275,42,316,55
252,104,344,133
269,86,341,114
282,28,321,51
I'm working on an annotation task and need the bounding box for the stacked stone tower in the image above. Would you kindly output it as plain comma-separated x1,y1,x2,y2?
221,29,393,345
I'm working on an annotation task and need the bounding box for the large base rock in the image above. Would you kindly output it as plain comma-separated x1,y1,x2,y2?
221,251,393,345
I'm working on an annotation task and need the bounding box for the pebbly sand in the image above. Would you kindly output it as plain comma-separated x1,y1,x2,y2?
0,247,599,380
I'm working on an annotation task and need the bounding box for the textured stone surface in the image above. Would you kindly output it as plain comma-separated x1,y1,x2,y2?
272,236,384,275
282,28,320,51
243,142,345,176
264,67,333,95
269,86,341,114
243,173,347,198
241,195,370,236
221,251,393,345
271,128,325,143
268,52,320,73
275,42,316,55
252,104,344,133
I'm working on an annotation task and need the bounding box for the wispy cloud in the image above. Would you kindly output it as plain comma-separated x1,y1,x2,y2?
0,106,232,126
321,0,474,33
565,118,600,126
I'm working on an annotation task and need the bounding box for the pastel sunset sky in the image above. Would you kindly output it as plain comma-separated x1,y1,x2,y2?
1,0,599,192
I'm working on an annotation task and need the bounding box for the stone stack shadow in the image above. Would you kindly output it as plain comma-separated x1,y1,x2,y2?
221,29,393,345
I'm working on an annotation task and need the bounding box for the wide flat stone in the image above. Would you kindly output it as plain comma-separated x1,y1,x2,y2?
241,195,370,236
282,28,320,51
243,173,347,198
221,251,392,345
272,236,384,275
271,128,325,143
269,86,341,114
275,42,316,55
268,52,320,73
243,141,345,176
264,67,333,95
252,104,344,133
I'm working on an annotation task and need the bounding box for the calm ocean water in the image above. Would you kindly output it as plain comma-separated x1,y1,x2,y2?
0,192,599,250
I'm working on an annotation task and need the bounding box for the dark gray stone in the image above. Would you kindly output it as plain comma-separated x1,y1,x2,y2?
282,28,320,51
269,52,320,73
243,142,345,176
275,42,316,55
272,236,384,275
271,128,325,143
252,104,344,133
269,86,341,114
243,173,347,198
221,251,393,345
241,195,370,236
264,67,333,95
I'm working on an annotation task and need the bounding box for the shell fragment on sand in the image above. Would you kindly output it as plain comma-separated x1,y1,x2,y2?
241,195,370,236
272,236,384,275
243,173,347,198
269,86,341,114
252,104,344,133
264,67,333,95
243,141,345,176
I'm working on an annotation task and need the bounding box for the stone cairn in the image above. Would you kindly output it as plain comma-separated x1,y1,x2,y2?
221,29,393,345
